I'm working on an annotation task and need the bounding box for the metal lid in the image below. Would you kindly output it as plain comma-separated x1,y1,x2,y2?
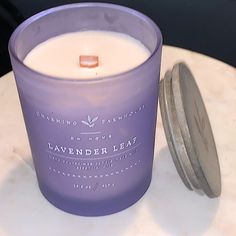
159,62,221,198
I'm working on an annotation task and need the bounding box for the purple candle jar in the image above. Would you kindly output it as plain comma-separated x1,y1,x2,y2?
9,3,162,216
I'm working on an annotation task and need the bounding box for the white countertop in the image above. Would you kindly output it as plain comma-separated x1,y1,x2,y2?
0,46,236,236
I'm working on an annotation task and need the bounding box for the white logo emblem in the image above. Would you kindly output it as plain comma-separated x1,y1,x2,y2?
82,115,99,128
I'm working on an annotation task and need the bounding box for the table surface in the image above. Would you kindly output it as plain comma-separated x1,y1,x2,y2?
0,46,236,236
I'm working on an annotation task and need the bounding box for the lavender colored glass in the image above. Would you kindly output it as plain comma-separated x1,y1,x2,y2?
9,3,162,216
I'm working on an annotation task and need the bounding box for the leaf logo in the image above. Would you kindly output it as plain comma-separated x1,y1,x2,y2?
82,115,99,128
194,101,209,152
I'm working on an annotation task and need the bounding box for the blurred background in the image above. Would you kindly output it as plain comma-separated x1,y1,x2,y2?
1,0,236,76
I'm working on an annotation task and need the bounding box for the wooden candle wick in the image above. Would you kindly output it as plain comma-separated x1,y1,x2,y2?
79,55,99,68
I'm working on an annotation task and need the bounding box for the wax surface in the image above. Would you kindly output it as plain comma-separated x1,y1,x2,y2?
24,31,151,79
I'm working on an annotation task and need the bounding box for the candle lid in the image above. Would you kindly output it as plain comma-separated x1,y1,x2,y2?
159,62,221,198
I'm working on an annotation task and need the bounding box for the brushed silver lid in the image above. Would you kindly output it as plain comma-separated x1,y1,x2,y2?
159,62,221,198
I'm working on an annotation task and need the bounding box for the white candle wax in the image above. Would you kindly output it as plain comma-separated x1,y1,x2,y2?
24,30,151,79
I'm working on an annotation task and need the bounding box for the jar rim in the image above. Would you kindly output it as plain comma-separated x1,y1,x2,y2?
8,2,162,84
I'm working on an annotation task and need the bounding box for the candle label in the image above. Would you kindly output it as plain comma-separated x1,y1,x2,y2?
22,93,157,200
